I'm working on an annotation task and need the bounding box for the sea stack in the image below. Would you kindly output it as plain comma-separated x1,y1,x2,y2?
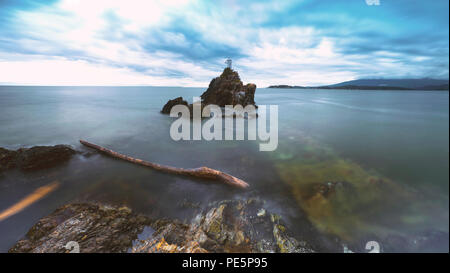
161,68,257,114
201,67,256,107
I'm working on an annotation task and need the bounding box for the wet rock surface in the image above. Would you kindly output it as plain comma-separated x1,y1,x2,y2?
161,68,256,115
0,148,17,171
9,203,151,253
133,198,314,253
9,199,315,253
0,145,76,172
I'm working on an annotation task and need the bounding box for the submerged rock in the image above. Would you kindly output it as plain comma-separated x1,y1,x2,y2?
313,181,356,199
0,145,76,172
161,68,256,115
10,199,315,253
382,230,449,253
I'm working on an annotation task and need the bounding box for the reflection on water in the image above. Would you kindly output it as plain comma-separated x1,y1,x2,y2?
0,86,448,252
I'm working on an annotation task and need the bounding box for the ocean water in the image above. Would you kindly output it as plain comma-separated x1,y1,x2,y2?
0,86,448,252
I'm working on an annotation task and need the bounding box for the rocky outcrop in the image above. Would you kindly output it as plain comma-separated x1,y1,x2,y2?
161,97,188,114
0,148,17,171
0,145,76,172
179,198,314,253
200,68,256,107
132,198,314,253
161,68,256,115
9,203,151,253
9,199,315,253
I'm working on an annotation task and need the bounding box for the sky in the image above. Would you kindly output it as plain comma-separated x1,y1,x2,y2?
0,0,448,87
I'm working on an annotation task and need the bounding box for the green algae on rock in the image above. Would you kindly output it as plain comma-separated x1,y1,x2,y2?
272,132,436,243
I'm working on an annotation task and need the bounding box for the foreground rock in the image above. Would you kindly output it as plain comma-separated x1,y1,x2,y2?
161,68,257,115
9,199,314,253
131,198,314,253
9,203,150,253
0,145,76,172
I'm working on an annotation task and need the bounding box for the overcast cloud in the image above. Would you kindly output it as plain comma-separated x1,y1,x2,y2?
0,0,448,86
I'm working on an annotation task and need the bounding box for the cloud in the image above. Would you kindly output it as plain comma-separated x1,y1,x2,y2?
0,54,210,86
0,0,448,86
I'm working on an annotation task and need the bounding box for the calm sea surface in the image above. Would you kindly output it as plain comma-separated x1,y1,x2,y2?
0,86,448,252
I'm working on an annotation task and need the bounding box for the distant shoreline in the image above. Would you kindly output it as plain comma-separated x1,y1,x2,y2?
268,78,449,91
267,85,449,91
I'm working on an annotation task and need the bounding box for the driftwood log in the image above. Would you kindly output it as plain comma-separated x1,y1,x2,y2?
79,140,249,189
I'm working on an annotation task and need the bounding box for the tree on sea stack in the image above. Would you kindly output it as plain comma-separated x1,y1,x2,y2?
225,58,232,69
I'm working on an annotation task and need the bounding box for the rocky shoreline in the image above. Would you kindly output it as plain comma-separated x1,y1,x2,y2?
1,144,448,253
9,199,315,253
1,144,317,253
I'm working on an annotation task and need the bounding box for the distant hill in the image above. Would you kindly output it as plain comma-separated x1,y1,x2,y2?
268,79,449,90
329,79,449,90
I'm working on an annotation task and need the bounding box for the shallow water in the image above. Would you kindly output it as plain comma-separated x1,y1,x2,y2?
0,86,448,252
